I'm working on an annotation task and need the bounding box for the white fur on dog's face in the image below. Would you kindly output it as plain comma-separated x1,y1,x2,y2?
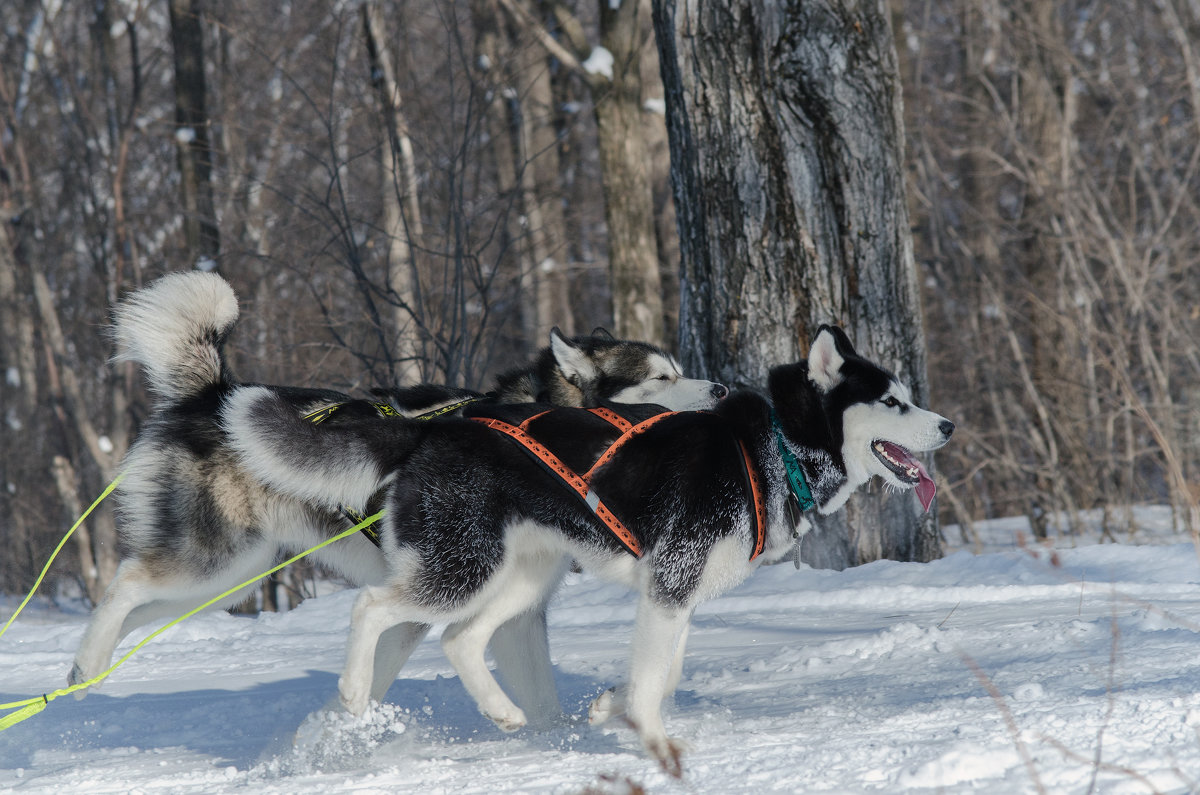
839,379,951,513
609,353,726,411
807,327,952,512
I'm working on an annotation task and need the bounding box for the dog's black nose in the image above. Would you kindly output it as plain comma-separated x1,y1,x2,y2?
939,419,955,437
711,383,729,400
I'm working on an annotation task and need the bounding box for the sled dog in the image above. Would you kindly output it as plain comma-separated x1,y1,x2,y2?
224,324,954,773
68,271,726,726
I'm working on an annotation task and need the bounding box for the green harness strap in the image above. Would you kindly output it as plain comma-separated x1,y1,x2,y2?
0,506,385,732
0,475,124,645
307,394,487,546
1,393,484,730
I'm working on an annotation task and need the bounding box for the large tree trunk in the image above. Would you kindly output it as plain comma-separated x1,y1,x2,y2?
168,0,220,270
511,0,573,343
362,1,426,384
497,0,666,346
594,0,664,346
654,0,939,566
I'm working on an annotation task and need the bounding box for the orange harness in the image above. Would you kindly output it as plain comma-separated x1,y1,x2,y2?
470,407,767,561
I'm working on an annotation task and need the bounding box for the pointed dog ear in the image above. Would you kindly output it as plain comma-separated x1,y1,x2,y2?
589,327,616,342
550,327,598,384
808,326,848,391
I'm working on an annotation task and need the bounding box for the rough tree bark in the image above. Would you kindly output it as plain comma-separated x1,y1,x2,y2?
653,0,939,566
498,0,664,345
168,0,220,270
511,0,574,343
362,1,426,384
593,0,665,346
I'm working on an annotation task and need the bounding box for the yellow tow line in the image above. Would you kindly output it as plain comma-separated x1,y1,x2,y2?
0,475,384,731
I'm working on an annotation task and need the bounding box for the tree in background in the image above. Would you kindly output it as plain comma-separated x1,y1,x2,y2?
899,0,1200,543
168,0,220,271
654,0,937,566
495,0,670,347
2,0,1198,601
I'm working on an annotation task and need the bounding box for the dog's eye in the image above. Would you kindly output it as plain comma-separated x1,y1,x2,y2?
656,374,672,381
882,396,901,409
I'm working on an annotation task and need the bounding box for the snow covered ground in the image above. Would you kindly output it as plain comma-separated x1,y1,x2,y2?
3,507,1200,793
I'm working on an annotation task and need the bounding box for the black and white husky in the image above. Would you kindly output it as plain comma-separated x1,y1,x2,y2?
224,325,954,774
68,271,726,724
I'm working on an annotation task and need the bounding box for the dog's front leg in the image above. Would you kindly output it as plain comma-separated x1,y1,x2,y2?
589,607,693,726
339,586,413,715
623,597,692,777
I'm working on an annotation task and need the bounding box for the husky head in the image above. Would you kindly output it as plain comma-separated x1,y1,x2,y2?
771,325,954,514
496,328,728,411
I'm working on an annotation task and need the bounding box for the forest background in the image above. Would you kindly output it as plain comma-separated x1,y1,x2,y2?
1,0,1197,608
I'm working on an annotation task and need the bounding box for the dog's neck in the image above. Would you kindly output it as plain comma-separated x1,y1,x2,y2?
766,362,851,514
780,435,853,515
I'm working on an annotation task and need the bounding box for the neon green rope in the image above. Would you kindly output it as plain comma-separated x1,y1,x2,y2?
0,474,125,643
0,507,386,731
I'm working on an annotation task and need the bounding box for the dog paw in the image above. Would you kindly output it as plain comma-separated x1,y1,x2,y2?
588,687,623,725
645,735,687,779
67,663,95,698
485,707,527,733
337,679,371,717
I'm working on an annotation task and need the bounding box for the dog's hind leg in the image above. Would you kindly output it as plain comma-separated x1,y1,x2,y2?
69,563,143,692
441,553,567,732
368,621,432,702
68,559,160,693
488,607,558,728
339,586,419,716
486,557,570,728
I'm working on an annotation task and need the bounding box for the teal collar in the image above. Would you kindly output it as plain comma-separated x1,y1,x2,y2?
770,410,816,512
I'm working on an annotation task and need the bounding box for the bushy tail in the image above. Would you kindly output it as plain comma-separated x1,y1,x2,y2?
113,271,239,403
222,386,417,512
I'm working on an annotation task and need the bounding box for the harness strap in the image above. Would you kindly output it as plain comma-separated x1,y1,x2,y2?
412,395,487,421
738,440,768,561
303,400,400,425
581,412,677,480
339,504,382,546
305,396,485,546
470,416,643,557
519,410,553,431
475,410,769,562
587,406,633,432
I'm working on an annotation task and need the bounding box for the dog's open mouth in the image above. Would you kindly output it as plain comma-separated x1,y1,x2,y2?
872,441,936,512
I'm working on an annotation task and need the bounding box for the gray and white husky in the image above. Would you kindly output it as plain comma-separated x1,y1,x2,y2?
225,324,954,774
68,271,726,725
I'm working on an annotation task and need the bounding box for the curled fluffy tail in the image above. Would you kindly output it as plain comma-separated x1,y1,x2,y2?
113,271,239,403
222,386,408,512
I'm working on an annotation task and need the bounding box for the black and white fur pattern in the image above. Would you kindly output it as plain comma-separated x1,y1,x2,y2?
68,271,726,726
224,325,954,774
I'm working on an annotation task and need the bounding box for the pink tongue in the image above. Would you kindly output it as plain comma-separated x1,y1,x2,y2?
914,461,936,512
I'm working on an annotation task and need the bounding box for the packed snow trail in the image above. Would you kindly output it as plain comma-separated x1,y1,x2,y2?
2,526,1200,793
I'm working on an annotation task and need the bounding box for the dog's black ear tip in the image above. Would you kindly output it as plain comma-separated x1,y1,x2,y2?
590,327,616,341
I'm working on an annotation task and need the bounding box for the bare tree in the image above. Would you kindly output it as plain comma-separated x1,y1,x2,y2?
362,0,426,384
902,0,1200,542
497,0,667,346
654,0,937,566
168,0,220,269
